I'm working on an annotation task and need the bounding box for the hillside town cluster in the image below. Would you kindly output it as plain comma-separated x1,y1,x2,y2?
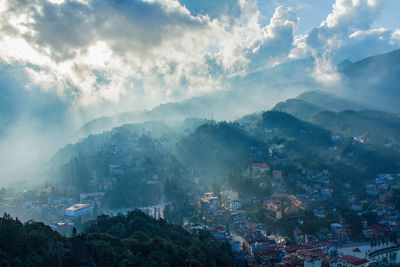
1,125,400,266
186,186,400,266
176,160,400,266
1,157,400,266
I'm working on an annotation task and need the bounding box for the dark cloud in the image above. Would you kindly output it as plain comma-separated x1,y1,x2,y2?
32,1,94,59
29,0,207,59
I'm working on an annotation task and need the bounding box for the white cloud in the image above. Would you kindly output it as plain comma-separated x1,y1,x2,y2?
392,29,400,42
323,0,383,30
305,0,385,57
249,6,298,67
0,0,286,107
288,0,400,84
0,0,399,108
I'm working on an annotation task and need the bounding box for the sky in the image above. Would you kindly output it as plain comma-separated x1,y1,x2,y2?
0,0,400,184
0,0,399,117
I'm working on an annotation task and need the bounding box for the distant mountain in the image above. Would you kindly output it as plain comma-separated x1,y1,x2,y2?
73,80,324,142
337,59,352,72
340,49,400,112
74,97,214,141
73,91,241,141
297,91,370,111
235,112,263,127
273,98,323,121
312,109,400,145
259,111,332,146
272,90,371,121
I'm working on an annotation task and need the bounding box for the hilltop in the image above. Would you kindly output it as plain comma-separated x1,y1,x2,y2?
273,90,371,121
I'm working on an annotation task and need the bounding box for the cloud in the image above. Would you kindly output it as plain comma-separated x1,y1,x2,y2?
0,0,217,107
306,0,385,56
178,0,241,19
288,0,400,84
391,29,400,42
0,0,399,109
323,0,383,30
248,6,298,69
1,0,290,108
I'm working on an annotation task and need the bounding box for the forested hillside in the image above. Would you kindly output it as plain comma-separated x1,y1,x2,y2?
0,211,234,267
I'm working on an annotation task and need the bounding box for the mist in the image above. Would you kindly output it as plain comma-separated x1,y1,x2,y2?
0,0,399,189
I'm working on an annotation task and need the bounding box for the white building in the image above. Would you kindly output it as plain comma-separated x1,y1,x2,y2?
66,203,93,217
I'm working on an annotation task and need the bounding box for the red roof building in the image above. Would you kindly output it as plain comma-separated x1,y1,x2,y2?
339,255,369,266
252,163,270,171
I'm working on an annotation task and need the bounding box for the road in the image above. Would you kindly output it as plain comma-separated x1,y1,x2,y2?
230,230,246,250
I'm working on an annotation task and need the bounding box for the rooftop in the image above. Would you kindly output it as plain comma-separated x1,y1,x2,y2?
340,255,369,265
66,203,92,212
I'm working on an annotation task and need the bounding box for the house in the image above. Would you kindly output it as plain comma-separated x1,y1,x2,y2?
338,255,369,267
109,164,123,175
330,223,345,235
279,254,304,266
230,201,242,211
252,163,270,173
200,193,218,215
264,200,282,220
362,228,374,240
273,170,283,181
370,224,389,237
255,246,281,264
48,195,69,205
220,190,239,204
353,136,365,143
304,256,322,267
349,202,363,212
293,229,305,244
323,257,338,267
80,192,105,203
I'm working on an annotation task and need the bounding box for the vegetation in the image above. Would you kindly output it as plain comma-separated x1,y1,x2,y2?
313,109,400,146
273,98,322,121
259,111,332,146
0,211,234,266
176,121,263,176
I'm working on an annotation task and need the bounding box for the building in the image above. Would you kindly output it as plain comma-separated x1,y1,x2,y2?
255,246,281,264
362,228,374,240
80,192,105,203
293,229,305,244
304,256,322,267
338,255,369,267
330,223,345,235
229,201,242,211
200,193,218,215
220,190,239,204
252,163,270,173
66,203,93,217
273,170,283,181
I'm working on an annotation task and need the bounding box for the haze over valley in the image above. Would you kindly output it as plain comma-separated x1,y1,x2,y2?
1,0,400,266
